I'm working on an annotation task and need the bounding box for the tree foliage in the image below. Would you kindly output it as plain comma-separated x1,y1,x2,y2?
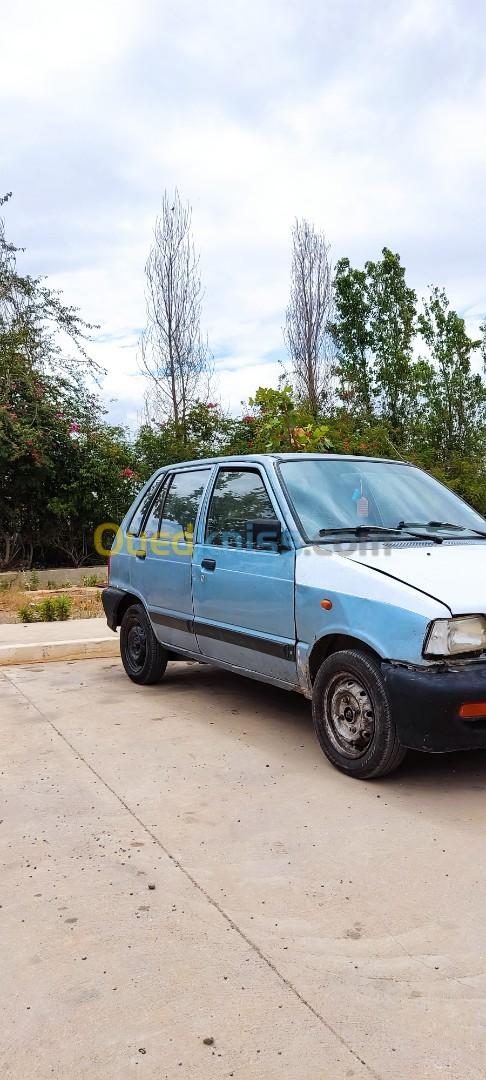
331,248,418,436
2,195,486,570
0,198,135,567
416,287,485,460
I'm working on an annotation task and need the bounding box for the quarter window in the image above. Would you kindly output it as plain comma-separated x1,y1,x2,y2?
127,475,166,536
205,469,277,548
143,480,170,539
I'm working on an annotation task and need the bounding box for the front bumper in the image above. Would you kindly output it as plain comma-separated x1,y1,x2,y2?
383,661,486,752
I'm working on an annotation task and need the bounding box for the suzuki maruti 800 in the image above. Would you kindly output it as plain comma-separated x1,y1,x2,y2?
102,454,486,779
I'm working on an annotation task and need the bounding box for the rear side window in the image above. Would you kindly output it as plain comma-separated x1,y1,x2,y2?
205,469,276,548
159,469,212,544
127,475,166,536
143,481,170,539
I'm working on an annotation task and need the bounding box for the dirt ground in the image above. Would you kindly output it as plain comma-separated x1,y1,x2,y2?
1,656,486,1079
0,585,103,623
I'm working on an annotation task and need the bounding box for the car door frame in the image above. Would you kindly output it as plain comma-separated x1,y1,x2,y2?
131,463,215,653
192,461,298,687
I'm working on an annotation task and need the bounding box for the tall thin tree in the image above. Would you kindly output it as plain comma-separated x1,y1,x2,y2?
284,218,334,417
140,190,211,437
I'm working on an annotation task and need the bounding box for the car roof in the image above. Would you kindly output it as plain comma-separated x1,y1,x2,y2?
154,452,411,471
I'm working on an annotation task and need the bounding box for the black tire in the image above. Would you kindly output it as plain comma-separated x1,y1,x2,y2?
312,648,406,779
120,603,168,685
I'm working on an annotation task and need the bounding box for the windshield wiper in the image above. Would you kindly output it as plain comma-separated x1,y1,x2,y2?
428,520,486,537
318,524,447,544
398,520,486,539
319,526,404,538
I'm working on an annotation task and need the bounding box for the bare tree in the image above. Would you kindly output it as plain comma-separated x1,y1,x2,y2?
140,190,212,435
284,218,334,416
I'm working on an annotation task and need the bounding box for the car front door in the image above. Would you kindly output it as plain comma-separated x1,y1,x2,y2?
132,466,212,652
192,466,297,686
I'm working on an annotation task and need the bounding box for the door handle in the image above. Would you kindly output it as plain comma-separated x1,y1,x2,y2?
135,549,146,560
201,557,216,571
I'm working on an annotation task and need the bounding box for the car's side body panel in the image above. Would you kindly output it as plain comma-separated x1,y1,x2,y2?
294,546,450,670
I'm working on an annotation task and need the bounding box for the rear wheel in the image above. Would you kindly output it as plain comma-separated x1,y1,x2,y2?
120,603,167,685
312,648,406,779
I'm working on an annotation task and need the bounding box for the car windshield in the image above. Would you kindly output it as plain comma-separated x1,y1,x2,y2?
279,458,486,542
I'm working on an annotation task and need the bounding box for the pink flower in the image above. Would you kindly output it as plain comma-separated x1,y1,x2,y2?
242,415,254,424
121,466,135,479
69,422,81,434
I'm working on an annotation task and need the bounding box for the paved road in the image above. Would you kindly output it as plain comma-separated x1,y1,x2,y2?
1,657,486,1079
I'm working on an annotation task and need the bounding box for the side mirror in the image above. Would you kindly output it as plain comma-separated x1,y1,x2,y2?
245,518,282,551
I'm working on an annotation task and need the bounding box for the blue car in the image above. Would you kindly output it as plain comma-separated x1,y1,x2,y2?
102,453,486,779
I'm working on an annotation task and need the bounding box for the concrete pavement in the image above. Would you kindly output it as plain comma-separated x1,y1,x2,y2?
1,656,486,1079
0,618,118,665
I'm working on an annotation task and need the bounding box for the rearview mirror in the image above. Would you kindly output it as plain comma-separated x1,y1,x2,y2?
245,518,282,551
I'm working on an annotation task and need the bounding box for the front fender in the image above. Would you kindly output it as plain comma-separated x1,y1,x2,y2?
295,547,450,668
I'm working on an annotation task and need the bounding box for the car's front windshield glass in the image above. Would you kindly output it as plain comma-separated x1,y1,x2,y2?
279,459,486,541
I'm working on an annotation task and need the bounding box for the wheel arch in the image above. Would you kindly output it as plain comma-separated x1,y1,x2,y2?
308,633,383,685
114,590,147,628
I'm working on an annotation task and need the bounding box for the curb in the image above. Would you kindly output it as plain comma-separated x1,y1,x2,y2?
0,637,119,667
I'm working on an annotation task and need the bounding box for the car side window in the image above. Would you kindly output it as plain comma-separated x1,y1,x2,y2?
205,469,277,549
143,479,171,540
127,475,166,536
159,469,212,544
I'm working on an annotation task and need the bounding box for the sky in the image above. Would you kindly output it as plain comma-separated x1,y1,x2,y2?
1,0,485,429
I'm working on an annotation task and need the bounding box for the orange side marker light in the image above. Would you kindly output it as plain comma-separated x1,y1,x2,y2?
320,599,333,610
459,702,486,719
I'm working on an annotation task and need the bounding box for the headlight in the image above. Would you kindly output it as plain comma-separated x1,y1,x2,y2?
424,616,486,657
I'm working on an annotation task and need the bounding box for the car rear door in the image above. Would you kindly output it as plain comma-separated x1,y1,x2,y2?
192,465,297,685
131,466,212,652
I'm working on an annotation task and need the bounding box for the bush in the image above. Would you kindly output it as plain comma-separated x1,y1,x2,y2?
54,595,72,620
17,603,37,623
17,594,73,623
37,597,57,621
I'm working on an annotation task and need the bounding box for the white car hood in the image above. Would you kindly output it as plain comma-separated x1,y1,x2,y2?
342,541,486,616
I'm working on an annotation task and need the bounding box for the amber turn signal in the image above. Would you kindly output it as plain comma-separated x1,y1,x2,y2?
459,702,486,719
320,599,333,610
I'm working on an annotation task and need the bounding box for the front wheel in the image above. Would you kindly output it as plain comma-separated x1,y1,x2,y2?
312,648,406,779
120,603,168,685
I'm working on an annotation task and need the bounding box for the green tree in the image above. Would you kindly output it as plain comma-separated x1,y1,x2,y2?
417,287,485,460
331,249,418,437
330,258,374,414
133,401,250,481
0,196,135,567
245,385,330,453
366,248,417,436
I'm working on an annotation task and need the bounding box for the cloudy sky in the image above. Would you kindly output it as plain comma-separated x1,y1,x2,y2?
2,0,485,427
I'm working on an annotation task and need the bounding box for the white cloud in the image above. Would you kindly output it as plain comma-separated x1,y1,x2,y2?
2,0,485,427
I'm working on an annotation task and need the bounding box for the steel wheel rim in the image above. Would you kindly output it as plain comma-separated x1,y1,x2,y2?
126,621,147,673
323,673,375,758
